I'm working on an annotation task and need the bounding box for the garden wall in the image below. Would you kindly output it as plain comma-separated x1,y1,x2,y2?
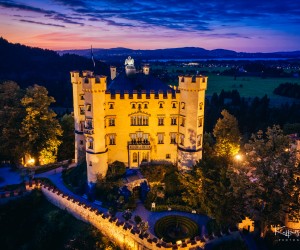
27,181,239,250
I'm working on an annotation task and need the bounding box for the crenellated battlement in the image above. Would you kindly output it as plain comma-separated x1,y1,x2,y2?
178,75,208,91
104,89,179,101
35,180,241,250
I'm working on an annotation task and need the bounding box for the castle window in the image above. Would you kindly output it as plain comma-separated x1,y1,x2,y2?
166,154,171,159
80,94,84,100
198,117,203,127
109,103,114,109
85,119,93,129
180,134,184,146
144,103,148,109
138,104,142,109
88,137,94,149
159,103,163,108
109,134,116,145
180,117,185,127
131,115,148,126
80,121,84,131
199,102,203,110
172,103,176,108
158,133,164,144
142,152,149,162
89,161,92,166
80,140,83,145
133,152,138,163
158,117,164,126
197,134,202,147
86,104,91,112
202,78,205,83
109,118,115,126
79,106,85,115
181,102,185,109
170,133,177,144
132,103,136,109
171,117,177,125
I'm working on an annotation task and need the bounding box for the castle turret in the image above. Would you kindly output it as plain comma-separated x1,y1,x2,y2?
71,71,86,164
82,75,108,185
177,75,207,170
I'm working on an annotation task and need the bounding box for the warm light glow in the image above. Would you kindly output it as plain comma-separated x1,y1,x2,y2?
27,158,35,165
234,154,242,161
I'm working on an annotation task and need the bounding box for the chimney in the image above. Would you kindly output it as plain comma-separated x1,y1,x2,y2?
110,66,117,80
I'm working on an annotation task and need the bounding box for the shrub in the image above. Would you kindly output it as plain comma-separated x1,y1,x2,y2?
134,215,142,225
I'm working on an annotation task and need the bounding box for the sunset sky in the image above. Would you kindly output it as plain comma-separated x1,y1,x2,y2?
0,0,300,52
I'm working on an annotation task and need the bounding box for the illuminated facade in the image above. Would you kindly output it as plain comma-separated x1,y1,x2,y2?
71,57,207,184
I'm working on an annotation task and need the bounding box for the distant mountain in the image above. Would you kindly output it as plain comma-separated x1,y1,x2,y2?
0,38,109,107
59,47,300,62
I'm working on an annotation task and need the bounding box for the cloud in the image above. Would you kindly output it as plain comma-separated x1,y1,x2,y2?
19,19,66,28
0,0,84,26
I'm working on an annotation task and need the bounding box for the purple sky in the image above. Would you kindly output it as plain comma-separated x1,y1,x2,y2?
0,0,300,52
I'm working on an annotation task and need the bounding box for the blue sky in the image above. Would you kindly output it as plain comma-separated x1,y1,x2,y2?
0,0,299,51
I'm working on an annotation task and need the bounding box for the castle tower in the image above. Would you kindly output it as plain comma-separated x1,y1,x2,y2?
177,75,207,170
70,71,86,164
110,66,117,80
82,74,108,185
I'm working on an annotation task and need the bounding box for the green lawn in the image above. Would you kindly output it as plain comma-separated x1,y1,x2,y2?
206,74,300,98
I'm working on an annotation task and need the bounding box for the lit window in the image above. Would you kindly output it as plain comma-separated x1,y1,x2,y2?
198,117,203,127
180,117,185,127
85,119,93,129
109,134,116,145
181,102,185,109
109,118,115,126
158,117,164,126
133,152,137,163
131,115,148,126
158,133,164,144
170,133,176,144
197,134,202,147
142,152,149,162
166,154,171,159
171,117,177,125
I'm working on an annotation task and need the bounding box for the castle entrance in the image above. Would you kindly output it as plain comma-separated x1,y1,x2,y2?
128,143,151,168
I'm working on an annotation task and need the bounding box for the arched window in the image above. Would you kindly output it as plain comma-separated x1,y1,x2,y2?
133,152,138,163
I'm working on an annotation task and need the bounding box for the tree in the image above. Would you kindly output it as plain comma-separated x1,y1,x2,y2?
244,125,298,234
213,109,241,158
57,114,74,161
20,84,62,165
0,81,25,163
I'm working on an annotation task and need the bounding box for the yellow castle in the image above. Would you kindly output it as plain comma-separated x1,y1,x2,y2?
71,57,207,185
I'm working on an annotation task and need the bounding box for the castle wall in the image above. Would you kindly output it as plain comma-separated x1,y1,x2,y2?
37,181,240,250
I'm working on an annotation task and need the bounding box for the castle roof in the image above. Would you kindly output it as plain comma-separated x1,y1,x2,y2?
108,72,173,93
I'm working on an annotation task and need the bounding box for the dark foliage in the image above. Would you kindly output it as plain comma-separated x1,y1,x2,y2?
274,82,300,99
205,90,300,137
0,37,109,107
62,162,87,195
0,190,118,250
